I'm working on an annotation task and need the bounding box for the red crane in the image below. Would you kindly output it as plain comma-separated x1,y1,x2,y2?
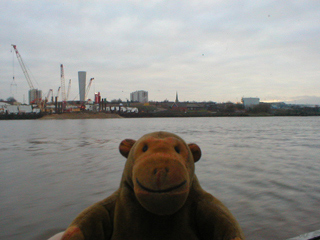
11,44,41,104
85,78,94,100
11,44,34,89
45,89,53,103
60,64,66,102
56,86,61,101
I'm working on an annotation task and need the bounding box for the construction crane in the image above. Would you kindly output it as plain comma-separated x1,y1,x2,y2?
10,49,18,96
45,89,53,103
66,79,71,101
55,86,61,101
85,78,94,100
11,44,41,104
60,64,66,102
11,44,34,89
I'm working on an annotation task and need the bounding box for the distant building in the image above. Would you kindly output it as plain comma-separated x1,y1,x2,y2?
171,102,203,112
171,102,187,112
270,102,286,109
130,90,148,103
0,102,10,114
78,71,86,102
242,97,260,109
29,89,42,104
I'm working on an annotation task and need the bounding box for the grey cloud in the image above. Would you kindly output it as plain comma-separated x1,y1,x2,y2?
1,0,320,103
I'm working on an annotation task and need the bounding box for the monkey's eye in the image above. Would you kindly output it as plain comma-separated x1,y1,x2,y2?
142,145,148,152
174,146,180,154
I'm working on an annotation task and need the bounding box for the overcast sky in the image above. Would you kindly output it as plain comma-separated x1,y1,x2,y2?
1,0,320,104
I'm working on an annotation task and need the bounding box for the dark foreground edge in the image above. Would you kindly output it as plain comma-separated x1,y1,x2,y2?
287,229,320,240
0,113,43,120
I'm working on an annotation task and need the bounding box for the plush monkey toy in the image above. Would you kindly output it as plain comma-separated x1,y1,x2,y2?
58,131,244,240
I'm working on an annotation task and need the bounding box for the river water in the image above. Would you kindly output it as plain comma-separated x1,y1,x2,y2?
0,117,319,240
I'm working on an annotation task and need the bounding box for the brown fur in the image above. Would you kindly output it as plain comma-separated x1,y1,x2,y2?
61,131,245,240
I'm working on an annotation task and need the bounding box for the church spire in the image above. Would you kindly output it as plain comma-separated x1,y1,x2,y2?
175,91,179,103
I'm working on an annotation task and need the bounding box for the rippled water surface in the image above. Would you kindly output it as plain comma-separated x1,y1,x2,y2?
1,117,320,239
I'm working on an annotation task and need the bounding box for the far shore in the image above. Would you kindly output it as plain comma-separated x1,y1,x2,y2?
39,112,122,119
37,111,320,120
1,110,319,121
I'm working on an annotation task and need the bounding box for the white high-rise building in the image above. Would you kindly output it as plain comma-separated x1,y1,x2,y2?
130,90,148,103
242,97,260,109
78,71,86,102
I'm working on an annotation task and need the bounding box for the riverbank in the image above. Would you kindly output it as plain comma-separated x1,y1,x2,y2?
0,113,43,120
119,111,320,118
40,112,122,119
40,111,320,119
1,111,319,120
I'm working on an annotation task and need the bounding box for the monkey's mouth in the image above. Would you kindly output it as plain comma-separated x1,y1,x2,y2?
136,178,187,193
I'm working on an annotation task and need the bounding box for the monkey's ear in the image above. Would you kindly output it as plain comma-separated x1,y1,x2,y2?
119,139,136,158
188,143,201,162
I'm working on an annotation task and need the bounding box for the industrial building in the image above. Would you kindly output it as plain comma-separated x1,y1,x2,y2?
130,90,148,103
242,97,260,109
78,71,86,102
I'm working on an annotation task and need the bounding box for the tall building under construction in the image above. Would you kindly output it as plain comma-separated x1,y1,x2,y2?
78,71,86,102
29,89,42,104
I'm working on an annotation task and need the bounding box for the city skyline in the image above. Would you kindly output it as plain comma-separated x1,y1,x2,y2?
1,1,320,105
